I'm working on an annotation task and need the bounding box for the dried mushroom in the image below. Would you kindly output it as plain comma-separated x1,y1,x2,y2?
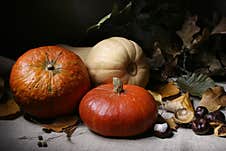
148,90,163,105
163,93,194,113
173,108,194,124
154,82,180,98
165,117,179,131
199,86,226,112
214,124,226,137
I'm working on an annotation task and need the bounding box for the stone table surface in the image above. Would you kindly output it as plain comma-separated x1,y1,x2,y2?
0,59,225,151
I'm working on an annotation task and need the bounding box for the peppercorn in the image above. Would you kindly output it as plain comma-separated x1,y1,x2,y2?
43,141,48,147
37,141,43,147
38,135,43,140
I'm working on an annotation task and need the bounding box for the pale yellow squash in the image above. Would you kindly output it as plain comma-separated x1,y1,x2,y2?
86,37,150,87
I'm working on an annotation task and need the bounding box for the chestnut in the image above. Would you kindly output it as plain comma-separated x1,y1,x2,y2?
153,123,174,138
192,118,213,135
195,106,208,118
205,110,225,123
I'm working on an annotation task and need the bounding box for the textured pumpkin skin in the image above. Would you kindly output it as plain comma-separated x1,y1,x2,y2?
10,46,90,118
86,37,150,87
79,84,158,137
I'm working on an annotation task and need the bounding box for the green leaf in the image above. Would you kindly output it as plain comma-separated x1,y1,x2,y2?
176,73,215,97
86,13,111,32
86,1,132,32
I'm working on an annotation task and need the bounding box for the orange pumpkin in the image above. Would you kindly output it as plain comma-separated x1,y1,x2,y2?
10,46,90,119
79,77,158,137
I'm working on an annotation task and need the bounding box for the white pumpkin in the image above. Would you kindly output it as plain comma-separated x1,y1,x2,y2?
86,37,150,87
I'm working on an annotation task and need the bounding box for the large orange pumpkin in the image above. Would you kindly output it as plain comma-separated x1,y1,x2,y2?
79,77,158,137
10,46,90,119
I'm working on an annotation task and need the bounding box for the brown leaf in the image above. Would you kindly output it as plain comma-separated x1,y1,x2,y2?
42,115,78,133
63,125,77,138
211,17,226,35
0,96,21,119
199,86,226,112
155,82,180,98
176,15,200,49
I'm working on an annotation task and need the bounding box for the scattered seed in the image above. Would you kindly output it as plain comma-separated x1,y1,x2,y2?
38,135,43,140
37,141,43,147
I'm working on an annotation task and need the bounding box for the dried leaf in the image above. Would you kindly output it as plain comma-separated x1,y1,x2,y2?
148,90,163,105
199,86,226,112
211,17,226,35
155,82,180,98
0,77,4,100
176,15,200,49
176,73,215,97
163,93,194,113
42,115,78,133
86,1,132,32
0,96,21,119
63,125,77,138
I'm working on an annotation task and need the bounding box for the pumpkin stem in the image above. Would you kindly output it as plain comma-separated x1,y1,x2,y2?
46,64,55,70
113,77,124,94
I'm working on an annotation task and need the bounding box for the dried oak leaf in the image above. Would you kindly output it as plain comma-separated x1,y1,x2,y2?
42,115,78,134
199,86,226,112
176,15,200,49
154,82,180,98
0,96,21,120
211,17,226,35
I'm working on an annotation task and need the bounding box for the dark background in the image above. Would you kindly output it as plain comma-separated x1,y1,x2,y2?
2,0,114,59
1,0,226,60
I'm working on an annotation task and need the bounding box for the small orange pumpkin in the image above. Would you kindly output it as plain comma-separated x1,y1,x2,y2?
79,77,158,137
10,46,90,119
